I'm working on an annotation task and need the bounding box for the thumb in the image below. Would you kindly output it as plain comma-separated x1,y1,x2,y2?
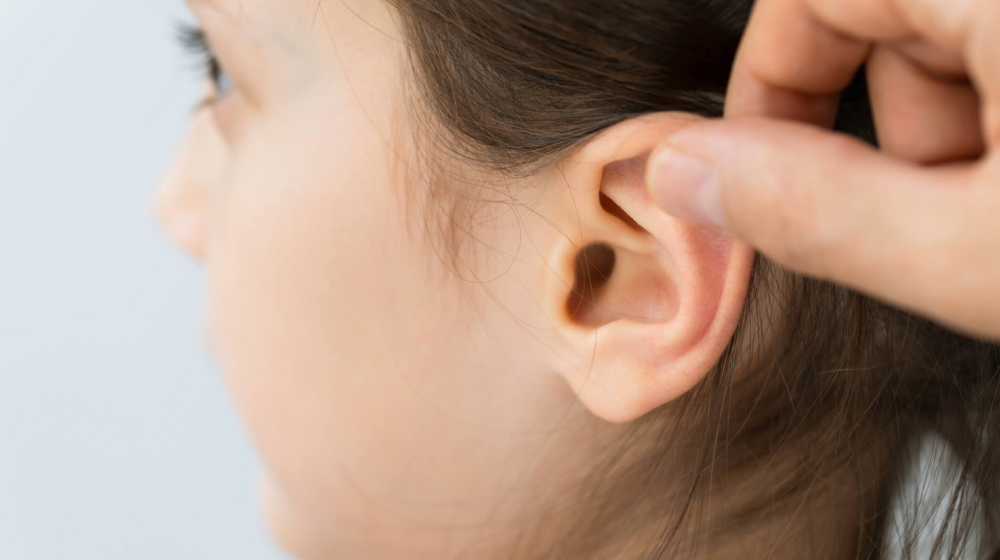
645,117,994,335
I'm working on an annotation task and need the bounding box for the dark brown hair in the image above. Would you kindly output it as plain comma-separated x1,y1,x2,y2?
386,0,1000,558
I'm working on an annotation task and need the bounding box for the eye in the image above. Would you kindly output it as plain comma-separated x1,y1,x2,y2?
177,24,236,104
207,55,236,99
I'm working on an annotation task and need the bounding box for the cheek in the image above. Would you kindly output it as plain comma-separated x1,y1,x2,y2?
196,83,574,555
205,122,415,501
200,107,506,550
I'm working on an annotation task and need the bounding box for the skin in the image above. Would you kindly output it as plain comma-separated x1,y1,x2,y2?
151,0,825,558
646,0,1000,342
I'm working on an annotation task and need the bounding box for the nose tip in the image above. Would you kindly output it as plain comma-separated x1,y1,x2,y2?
154,176,208,261
169,212,208,261
152,177,174,229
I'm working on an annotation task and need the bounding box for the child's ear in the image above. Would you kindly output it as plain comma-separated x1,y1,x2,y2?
540,113,756,424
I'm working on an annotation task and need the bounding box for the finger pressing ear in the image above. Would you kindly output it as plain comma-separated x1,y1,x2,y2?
647,116,1000,340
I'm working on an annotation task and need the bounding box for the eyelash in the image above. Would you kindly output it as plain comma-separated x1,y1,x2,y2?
177,23,232,104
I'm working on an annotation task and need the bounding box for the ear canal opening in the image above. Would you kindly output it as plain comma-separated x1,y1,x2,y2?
566,243,617,326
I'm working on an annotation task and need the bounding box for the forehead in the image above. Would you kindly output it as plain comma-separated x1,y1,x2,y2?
186,0,331,49
187,0,395,36
187,0,299,22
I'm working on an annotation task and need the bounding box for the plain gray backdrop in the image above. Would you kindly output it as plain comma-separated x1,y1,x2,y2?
0,1,288,558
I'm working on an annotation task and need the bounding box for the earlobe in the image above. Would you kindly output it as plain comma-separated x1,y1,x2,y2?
540,113,756,424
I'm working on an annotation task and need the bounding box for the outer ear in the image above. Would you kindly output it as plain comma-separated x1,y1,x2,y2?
540,113,756,424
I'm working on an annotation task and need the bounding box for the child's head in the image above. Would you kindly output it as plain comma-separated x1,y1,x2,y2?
156,1,998,559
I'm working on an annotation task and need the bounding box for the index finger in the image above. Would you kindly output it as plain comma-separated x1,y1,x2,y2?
725,0,913,123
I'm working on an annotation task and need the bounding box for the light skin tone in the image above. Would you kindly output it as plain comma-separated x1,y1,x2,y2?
647,0,1000,342
154,0,866,559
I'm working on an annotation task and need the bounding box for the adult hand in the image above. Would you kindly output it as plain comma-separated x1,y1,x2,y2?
646,0,1000,340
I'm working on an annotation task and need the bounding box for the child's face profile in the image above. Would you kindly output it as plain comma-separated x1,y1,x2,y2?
144,0,1000,558
155,0,754,558
157,0,617,557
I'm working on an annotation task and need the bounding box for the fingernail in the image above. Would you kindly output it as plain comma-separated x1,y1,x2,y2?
648,147,725,228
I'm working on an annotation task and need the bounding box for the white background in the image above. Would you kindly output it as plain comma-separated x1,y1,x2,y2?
0,1,288,558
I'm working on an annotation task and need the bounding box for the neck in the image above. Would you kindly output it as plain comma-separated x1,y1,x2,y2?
497,412,887,560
